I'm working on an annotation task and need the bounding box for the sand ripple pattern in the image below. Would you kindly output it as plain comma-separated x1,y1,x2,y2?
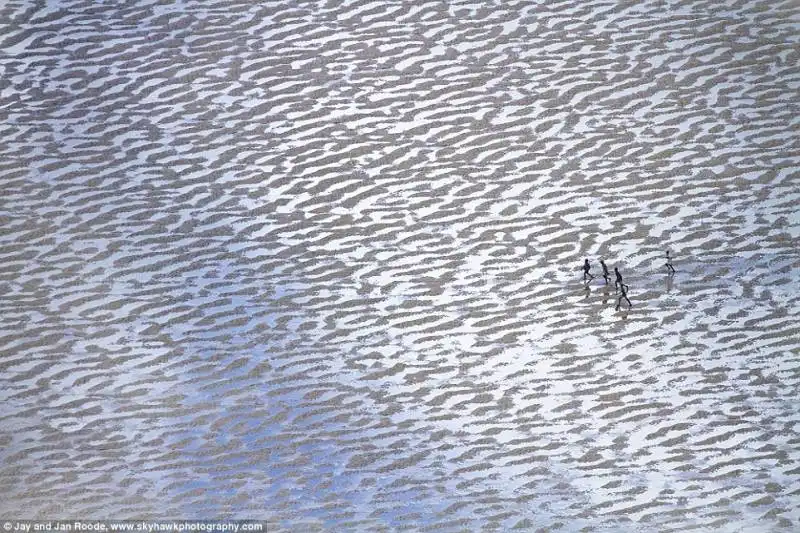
1,0,799,531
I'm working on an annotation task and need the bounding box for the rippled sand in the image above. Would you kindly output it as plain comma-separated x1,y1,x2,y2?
1,0,799,531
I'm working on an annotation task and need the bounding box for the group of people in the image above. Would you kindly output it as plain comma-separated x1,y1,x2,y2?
582,251,676,311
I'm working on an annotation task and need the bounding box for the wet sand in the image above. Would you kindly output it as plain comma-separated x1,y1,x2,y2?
1,0,799,531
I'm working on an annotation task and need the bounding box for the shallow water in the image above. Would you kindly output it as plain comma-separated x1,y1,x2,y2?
1,0,799,531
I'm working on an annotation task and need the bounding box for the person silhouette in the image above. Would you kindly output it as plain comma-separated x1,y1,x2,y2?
665,250,676,274
599,260,610,284
614,267,623,292
583,259,594,282
615,282,632,310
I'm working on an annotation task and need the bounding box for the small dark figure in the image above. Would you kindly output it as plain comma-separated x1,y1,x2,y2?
615,283,632,310
599,260,610,284
583,259,594,282
614,267,623,292
665,250,676,274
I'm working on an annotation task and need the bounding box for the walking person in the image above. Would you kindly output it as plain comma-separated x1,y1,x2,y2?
599,260,611,284
583,259,594,282
615,282,632,310
665,250,676,274
614,267,624,292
